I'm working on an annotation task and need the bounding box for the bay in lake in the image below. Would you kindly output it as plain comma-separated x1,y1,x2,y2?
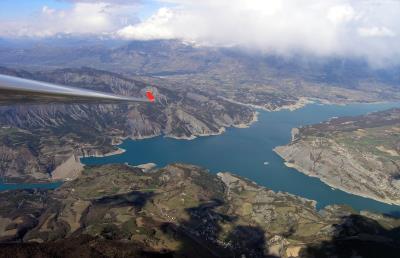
82,102,400,216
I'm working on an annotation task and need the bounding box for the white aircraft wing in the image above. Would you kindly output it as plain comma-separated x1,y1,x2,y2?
0,74,154,105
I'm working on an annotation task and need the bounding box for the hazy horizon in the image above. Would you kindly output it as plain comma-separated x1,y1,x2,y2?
1,0,400,67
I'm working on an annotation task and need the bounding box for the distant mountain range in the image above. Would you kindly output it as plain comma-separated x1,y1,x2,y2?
0,37,399,87
1,38,399,107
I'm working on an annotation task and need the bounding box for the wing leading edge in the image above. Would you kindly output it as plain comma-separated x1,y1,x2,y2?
0,74,154,105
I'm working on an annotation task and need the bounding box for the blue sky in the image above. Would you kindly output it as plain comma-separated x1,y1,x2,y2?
0,0,72,19
0,0,162,20
137,0,167,20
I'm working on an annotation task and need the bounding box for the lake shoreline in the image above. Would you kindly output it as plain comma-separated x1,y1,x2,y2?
53,97,386,181
274,152,399,207
4,100,400,216
81,101,400,215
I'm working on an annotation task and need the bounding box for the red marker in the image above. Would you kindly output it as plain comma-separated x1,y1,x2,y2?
146,90,155,102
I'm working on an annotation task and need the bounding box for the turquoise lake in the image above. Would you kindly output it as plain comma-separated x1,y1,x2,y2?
0,181,62,191
81,102,400,216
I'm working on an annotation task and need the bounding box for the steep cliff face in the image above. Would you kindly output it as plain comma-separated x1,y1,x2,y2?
0,67,255,181
275,109,400,205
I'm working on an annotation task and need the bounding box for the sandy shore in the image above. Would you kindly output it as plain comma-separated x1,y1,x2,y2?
79,147,126,158
133,163,157,172
96,148,126,157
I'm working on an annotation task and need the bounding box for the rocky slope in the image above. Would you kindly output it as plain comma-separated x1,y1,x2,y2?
274,108,400,205
0,163,399,258
0,67,255,181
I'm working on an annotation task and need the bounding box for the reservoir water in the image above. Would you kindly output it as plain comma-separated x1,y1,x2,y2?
0,181,62,191
82,102,400,216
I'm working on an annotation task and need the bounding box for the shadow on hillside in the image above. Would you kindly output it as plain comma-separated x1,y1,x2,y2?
161,198,278,258
0,235,174,258
385,210,400,218
93,190,156,210
79,190,157,240
300,214,400,258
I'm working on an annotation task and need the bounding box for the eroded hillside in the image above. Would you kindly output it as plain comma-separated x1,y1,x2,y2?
275,108,400,205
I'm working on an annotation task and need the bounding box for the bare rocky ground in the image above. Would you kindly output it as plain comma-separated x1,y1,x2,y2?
275,108,400,205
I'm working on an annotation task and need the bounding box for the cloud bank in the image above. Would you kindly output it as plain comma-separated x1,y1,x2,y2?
118,0,400,66
1,0,399,66
0,1,139,37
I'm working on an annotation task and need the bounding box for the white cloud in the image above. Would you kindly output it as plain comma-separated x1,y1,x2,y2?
117,8,175,40
0,2,139,37
358,26,396,38
117,0,400,65
327,4,356,25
